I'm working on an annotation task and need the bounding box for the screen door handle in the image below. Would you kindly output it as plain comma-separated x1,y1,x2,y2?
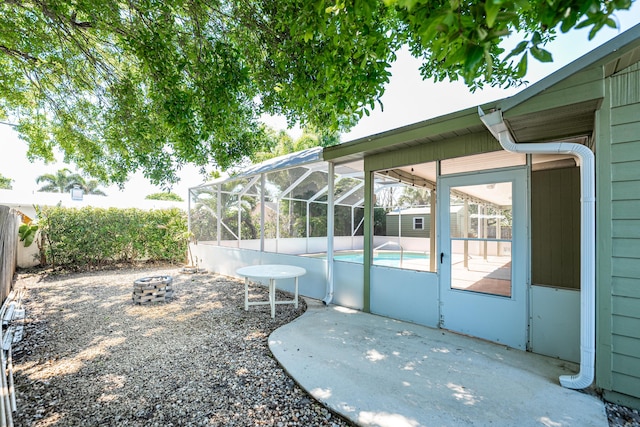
440,252,444,263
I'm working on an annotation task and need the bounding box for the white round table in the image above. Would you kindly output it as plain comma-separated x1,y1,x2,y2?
236,265,306,318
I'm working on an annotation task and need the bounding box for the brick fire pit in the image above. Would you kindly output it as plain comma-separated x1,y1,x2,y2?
132,275,174,304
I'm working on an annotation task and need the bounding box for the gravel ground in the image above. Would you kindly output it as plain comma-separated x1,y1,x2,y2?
11,265,353,427
8,265,640,427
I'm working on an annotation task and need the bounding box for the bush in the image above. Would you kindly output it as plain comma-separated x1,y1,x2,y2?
37,206,187,268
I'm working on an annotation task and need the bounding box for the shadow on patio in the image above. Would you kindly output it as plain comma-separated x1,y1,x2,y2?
269,299,607,427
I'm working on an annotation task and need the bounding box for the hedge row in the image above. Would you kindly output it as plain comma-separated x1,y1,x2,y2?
37,206,188,268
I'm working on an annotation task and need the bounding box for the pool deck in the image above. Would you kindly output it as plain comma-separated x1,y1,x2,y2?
269,298,608,427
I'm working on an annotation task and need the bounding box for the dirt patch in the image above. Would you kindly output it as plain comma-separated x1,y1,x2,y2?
11,266,352,426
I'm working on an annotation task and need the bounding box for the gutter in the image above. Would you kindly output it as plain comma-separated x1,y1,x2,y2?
479,107,596,389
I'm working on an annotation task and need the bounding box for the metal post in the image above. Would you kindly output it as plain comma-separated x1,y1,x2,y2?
430,189,437,272
260,174,265,253
463,199,469,269
216,184,221,246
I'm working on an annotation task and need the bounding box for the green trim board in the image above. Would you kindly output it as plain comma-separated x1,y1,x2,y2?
325,27,640,165
595,90,614,390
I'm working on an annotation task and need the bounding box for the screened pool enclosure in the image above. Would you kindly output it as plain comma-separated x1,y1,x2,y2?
188,147,442,273
188,147,515,322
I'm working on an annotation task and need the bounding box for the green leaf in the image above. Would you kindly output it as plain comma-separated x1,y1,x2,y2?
506,41,528,60
396,0,421,10
484,1,501,28
560,14,579,33
464,45,485,73
531,31,542,45
303,31,314,42
589,23,604,40
530,46,553,62
18,224,39,247
484,51,493,81
576,17,596,29
515,53,528,79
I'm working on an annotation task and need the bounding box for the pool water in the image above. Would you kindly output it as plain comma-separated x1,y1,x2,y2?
333,251,430,267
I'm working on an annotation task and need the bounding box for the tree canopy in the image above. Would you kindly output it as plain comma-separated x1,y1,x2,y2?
250,128,338,164
1,0,632,188
146,192,184,202
0,173,12,190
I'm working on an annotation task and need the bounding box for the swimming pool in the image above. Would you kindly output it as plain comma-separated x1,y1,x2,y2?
315,250,430,269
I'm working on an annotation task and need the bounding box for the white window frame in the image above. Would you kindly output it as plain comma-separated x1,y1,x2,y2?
413,217,424,230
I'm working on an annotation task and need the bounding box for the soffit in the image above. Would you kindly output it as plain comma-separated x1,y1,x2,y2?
327,123,488,164
505,99,600,142
324,107,488,163
605,45,640,76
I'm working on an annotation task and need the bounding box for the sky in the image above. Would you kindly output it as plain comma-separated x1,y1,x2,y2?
1,8,639,201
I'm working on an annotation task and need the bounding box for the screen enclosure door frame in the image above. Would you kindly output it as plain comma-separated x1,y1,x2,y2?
438,168,528,350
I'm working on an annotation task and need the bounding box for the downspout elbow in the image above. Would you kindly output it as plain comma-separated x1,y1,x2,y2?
560,349,595,388
322,292,333,306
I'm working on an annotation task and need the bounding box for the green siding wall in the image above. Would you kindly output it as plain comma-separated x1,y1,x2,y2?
385,215,431,238
531,167,580,289
603,62,640,405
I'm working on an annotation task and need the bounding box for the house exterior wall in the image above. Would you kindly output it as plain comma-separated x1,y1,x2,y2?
531,166,581,289
385,214,431,238
597,61,640,408
529,166,581,362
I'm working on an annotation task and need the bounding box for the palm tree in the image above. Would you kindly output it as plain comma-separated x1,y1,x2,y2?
81,179,107,196
36,169,107,196
36,168,82,193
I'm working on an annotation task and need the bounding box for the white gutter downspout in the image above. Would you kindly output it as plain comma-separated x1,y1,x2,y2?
324,161,335,305
479,107,596,389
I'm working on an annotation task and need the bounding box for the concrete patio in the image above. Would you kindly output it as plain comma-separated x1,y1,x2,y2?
269,299,608,427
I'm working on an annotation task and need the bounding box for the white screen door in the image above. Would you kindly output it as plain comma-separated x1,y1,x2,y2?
438,168,528,350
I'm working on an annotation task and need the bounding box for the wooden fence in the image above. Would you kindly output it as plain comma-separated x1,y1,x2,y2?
0,206,20,304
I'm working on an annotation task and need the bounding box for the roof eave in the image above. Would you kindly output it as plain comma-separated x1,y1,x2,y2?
324,101,502,162
498,23,640,112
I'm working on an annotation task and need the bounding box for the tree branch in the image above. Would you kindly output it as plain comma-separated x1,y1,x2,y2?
0,44,39,62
